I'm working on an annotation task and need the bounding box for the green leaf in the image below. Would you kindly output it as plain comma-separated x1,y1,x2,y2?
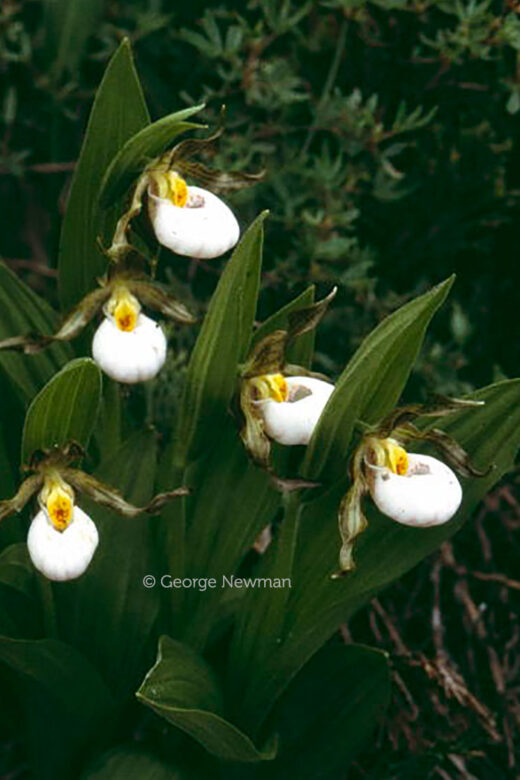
57,430,162,700
173,212,267,469
83,747,184,780
258,643,390,779
0,544,35,599
22,358,102,463
98,106,205,207
42,0,104,80
303,277,455,482
58,39,150,310
137,636,276,763
237,379,520,733
0,261,72,403
181,418,278,648
0,636,115,780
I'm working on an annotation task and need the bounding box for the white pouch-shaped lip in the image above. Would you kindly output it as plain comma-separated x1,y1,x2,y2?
148,185,240,259
92,313,167,384
258,376,334,446
27,506,99,581
368,453,462,527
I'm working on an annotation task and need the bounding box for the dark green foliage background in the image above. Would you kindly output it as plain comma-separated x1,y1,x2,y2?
2,0,519,403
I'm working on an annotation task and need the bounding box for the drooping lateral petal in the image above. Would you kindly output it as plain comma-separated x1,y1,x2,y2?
336,479,368,575
127,281,197,324
172,159,265,192
0,474,44,522
61,468,189,517
0,287,111,354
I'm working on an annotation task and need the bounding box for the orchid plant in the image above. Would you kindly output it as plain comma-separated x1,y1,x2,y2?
0,41,518,780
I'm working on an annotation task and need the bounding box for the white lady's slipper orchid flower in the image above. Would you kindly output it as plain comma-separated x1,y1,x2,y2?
92,286,167,383
253,374,334,446
367,440,462,527
27,475,98,581
147,171,240,259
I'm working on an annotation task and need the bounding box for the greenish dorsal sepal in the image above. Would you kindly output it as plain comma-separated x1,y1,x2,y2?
238,287,336,469
98,105,206,208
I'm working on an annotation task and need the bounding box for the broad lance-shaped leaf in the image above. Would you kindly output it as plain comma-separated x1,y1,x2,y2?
22,358,102,463
98,105,205,207
0,261,71,403
172,212,267,470
0,637,115,780
255,643,390,780
58,39,150,310
175,288,317,647
303,276,454,483
137,636,276,763
235,379,520,732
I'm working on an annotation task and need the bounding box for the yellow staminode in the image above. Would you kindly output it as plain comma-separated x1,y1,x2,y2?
385,440,409,476
150,170,188,208
250,373,288,403
42,476,74,532
108,288,140,333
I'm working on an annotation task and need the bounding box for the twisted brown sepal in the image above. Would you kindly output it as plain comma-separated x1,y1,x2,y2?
269,475,321,493
0,287,111,354
333,445,369,577
61,469,190,518
333,479,368,578
166,126,265,192
377,396,485,438
106,174,150,265
0,474,44,522
396,424,491,479
128,281,197,325
286,287,337,341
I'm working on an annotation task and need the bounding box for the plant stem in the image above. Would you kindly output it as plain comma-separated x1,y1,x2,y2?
37,575,57,638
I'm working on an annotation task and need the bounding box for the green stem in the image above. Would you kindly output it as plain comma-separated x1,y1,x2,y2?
37,575,57,639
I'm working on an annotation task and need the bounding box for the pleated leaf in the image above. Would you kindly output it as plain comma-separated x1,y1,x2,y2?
0,637,115,780
173,212,267,470
235,378,520,731
303,276,454,482
58,39,150,310
22,358,101,463
0,261,71,403
137,636,277,763
256,643,390,780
